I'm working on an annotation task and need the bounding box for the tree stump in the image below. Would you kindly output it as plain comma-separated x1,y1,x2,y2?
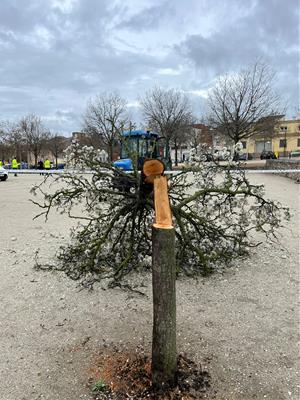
142,160,177,389
152,226,177,389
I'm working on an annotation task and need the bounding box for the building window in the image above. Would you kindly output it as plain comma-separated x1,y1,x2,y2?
241,141,247,149
298,138,300,147
279,139,287,148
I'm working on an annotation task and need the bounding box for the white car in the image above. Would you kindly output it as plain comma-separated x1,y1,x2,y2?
0,166,8,181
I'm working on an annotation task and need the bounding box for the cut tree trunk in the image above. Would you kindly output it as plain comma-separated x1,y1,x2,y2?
142,161,177,389
151,226,177,389
153,176,172,229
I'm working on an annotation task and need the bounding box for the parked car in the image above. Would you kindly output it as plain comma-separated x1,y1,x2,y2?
20,162,28,169
237,153,253,161
289,150,300,158
260,150,277,160
0,166,8,181
237,153,247,161
57,163,66,169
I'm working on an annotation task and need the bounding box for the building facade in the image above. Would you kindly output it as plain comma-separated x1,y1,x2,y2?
243,118,300,158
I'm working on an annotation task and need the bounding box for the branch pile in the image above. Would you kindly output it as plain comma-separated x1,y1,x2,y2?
31,143,289,287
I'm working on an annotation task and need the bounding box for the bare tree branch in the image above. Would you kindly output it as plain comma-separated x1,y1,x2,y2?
32,143,289,287
19,114,50,167
140,87,195,165
82,92,128,161
207,61,283,145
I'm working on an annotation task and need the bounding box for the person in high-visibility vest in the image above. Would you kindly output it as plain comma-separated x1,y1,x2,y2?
44,159,51,170
0,160,3,167
12,157,18,176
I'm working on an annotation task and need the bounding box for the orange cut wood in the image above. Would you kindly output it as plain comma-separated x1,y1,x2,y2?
153,175,173,229
143,159,165,177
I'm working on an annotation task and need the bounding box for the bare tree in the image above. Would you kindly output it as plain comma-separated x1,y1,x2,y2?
1,121,25,162
19,114,50,168
0,122,8,161
46,133,69,168
141,87,194,166
189,127,203,150
207,62,282,147
83,92,128,162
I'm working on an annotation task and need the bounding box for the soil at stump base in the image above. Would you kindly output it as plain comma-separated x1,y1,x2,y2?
89,347,211,399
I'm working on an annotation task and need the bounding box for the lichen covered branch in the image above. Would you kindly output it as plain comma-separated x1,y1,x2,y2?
32,143,289,286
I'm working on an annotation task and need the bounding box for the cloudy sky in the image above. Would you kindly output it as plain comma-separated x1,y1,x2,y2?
0,0,299,134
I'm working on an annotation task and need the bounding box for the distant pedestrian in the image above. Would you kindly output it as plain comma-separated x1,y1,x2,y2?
44,158,51,175
38,160,44,175
0,160,3,167
12,157,19,177
44,159,51,170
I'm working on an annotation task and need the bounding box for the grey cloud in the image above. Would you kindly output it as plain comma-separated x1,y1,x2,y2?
117,2,174,31
177,0,298,71
254,0,299,41
0,0,163,92
0,0,47,32
175,0,299,108
0,0,298,133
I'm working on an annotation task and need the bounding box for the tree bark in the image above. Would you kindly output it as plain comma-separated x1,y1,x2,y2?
174,139,178,166
108,143,113,162
152,226,177,389
27,149,30,167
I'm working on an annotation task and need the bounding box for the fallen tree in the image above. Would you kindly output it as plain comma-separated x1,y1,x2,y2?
31,142,289,288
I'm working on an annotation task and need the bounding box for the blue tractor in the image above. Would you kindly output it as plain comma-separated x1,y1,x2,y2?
113,129,171,171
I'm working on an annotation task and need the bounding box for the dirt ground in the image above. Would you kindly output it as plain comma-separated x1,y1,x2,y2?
0,173,299,400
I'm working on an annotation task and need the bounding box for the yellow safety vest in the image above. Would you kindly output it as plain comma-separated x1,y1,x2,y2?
12,159,18,169
44,160,51,169
0,161,3,167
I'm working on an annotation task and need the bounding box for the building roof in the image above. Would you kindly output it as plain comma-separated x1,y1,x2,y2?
192,123,210,130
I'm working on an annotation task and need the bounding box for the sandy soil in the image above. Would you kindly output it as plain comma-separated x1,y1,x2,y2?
0,173,299,400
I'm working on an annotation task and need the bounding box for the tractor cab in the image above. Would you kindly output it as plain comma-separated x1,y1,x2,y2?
113,130,171,171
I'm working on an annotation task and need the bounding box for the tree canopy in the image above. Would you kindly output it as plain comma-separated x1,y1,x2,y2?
31,142,289,288
83,92,128,161
141,87,194,165
208,62,282,144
